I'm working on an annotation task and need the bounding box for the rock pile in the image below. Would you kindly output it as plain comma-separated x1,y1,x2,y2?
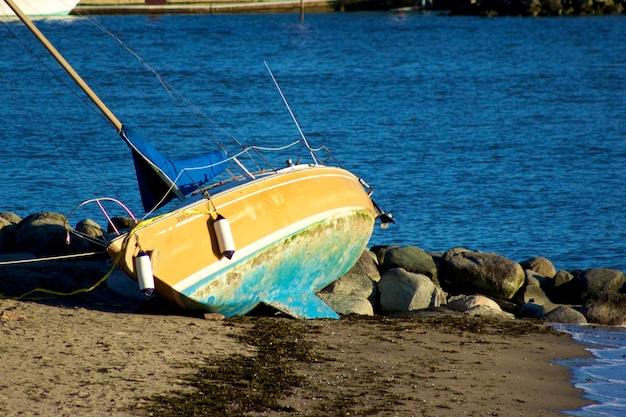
447,0,625,16
1,211,624,324
320,245,626,325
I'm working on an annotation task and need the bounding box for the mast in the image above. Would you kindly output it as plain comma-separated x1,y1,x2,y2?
3,0,123,133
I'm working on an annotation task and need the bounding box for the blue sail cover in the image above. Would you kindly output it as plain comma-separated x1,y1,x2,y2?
121,126,228,212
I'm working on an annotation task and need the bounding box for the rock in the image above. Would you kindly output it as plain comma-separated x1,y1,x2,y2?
515,270,554,307
381,246,438,284
0,309,27,322
321,250,380,304
203,312,226,321
578,268,625,299
76,219,105,240
466,305,515,320
321,271,377,301
541,306,587,325
377,268,440,313
491,297,521,315
582,292,626,325
0,212,21,224
520,256,556,278
446,294,514,319
518,302,546,319
450,0,623,15
441,249,525,300
446,294,502,313
0,219,17,254
550,270,581,304
14,212,88,256
520,0,543,15
350,250,381,282
317,293,374,316
107,217,137,234
75,219,106,251
369,245,397,266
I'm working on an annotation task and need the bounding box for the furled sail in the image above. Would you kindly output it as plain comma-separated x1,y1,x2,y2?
121,126,227,211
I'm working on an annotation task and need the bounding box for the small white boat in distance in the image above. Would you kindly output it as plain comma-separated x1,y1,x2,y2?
0,0,79,16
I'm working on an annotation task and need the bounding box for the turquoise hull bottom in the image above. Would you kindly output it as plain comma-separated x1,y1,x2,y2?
174,210,375,319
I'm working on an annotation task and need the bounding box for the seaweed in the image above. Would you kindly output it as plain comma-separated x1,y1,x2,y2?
144,317,314,416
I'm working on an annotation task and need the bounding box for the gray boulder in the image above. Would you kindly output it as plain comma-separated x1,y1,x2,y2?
75,219,106,251
441,249,525,300
516,270,553,307
0,217,17,254
322,250,379,303
445,289,515,320
0,212,21,224
518,302,546,319
378,268,441,313
447,294,502,313
107,217,137,234
541,306,587,325
520,256,556,278
466,305,515,319
76,219,105,240
317,293,374,316
578,268,625,299
321,271,377,301
551,270,582,304
381,246,438,284
369,245,397,266
582,292,626,325
14,212,88,256
350,249,381,282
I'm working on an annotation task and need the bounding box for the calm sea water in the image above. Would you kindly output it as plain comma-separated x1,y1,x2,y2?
1,12,625,415
1,12,625,272
555,324,626,417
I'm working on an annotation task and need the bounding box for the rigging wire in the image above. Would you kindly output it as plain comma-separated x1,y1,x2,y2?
0,19,126,210
3,10,336,224
75,13,239,152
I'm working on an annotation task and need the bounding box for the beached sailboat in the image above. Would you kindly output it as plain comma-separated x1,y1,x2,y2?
0,0,78,16
5,0,393,319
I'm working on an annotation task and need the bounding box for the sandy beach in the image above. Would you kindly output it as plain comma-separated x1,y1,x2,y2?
0,297,590,417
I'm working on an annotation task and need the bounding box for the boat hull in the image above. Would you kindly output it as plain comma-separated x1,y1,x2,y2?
1,0,79,16
107,165,376,319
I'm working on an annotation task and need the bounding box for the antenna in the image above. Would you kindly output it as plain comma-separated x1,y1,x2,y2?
264,61,319,165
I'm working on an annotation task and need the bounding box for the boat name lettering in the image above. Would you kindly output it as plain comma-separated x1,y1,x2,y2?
176,212,195,223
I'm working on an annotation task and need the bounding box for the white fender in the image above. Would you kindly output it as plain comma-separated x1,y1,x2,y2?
214,214,235,260
134,251,155,296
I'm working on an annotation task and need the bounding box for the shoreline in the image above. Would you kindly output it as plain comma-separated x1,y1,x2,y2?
0,298,592,416
70,0,626,16
73,0,340,15
70,0,419,15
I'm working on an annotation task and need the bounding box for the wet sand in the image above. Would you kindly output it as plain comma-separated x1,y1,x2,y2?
0,298,590,417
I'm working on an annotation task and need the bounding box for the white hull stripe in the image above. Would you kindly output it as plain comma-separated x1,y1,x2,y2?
171,206,369,292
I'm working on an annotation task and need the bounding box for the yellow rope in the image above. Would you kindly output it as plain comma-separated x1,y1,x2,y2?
2,206,216,302
13,256,119,301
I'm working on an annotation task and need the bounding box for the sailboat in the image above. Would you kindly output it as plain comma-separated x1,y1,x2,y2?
5,0,394,319
0,0,78,16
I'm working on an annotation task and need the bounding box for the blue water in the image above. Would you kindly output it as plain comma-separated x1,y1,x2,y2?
555,325,626,417
0,11,625,415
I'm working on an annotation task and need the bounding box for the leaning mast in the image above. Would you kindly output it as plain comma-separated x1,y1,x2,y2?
3,0,123,133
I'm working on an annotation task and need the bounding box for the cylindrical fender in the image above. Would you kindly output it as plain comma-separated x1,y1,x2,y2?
214,214,235,260
134,250,155,296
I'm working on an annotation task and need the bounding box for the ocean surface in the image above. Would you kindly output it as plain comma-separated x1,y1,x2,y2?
1,11,625,415
556,324,626,417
